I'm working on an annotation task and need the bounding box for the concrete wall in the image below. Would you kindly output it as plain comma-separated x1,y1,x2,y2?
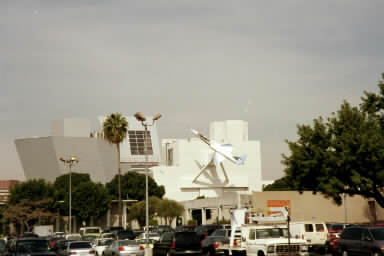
153,120,269,201
252,191,384,224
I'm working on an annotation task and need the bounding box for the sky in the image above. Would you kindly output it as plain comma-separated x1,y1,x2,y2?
1,0,384,181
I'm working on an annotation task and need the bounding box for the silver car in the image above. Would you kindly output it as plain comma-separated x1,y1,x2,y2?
64,241,96,256
103,240,144,256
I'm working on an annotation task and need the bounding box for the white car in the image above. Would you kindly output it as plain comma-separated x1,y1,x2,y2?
136,232,160,241
93,238,114,256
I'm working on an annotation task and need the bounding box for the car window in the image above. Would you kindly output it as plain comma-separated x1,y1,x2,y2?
248,229,256,240
371,229,384,240
362,229,372,241
305,224,314,232
211,230,226,237
120,240,138,246
316,224,325,232
341,228,362,240
70,242,92,249
161,232,173,242
17,240,50,252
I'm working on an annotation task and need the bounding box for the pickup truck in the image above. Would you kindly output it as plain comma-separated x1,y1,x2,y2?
220,225,309,256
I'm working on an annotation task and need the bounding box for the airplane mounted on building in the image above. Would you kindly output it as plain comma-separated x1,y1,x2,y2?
191,129,247,184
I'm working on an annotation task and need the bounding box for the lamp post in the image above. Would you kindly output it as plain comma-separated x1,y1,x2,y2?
134,112,161,253
60,156,79,234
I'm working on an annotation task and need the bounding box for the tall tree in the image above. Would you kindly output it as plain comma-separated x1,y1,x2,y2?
157,198,184,225
283,74,384,207
127,196,161,228
103,113,128,226
53,173,91,216
106,171,165,201
71,181,111,225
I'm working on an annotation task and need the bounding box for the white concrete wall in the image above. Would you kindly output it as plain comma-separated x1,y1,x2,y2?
153,120,269,201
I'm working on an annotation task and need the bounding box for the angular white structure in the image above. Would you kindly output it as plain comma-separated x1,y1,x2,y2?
153,120,273,201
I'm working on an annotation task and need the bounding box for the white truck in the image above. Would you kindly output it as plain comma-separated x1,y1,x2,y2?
220,208,309,256
33,225,54,237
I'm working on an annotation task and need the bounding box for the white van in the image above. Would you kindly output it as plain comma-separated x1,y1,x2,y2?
289,221,328,251
79,226,102,237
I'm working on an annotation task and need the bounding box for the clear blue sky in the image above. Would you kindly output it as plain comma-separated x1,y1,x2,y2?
1,0,384,180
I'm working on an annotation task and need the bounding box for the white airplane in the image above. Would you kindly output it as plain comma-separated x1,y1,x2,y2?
191,129,247,185
191,129,247,165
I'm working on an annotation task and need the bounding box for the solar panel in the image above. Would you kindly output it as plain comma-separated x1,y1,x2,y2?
128,130,153,155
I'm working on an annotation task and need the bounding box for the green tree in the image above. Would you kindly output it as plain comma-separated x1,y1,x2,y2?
103,112,128,226
53,173,91,215
6,179,56,230
127,196,160,227
157,198,184,225
8,179,55,205
106,171,165,201
71,181,111,225
4,199,56,231
283,75,384,207
263,177,294,191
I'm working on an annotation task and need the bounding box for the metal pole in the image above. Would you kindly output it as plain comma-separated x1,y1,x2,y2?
344,193,347,223
69,164,72,234
144,124,149,249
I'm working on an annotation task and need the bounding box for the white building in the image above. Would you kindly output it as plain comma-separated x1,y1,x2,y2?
154,120,273,202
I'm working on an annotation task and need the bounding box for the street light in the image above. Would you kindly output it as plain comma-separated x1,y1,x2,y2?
60,156,79,234
134,112,161,252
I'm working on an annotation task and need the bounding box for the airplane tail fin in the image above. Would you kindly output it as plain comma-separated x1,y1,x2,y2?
235,155,247,165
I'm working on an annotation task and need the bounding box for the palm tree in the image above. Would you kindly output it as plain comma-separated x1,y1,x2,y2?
103,112,128,226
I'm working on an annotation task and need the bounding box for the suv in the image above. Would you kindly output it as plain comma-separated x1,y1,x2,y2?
201,229,231,256
6,238,56,256
338,226,384,256
153,231,202,256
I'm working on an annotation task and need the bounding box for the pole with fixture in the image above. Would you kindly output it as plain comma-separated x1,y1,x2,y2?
134,112,161,254
60,156,79,234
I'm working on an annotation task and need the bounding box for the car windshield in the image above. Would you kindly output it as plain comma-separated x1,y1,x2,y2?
371,229,384,240
99,240,113,246
119,240,138,246
17,240,49,252
256,228,288,239
70,242,92,249
85,229,100,233
211,230,226,237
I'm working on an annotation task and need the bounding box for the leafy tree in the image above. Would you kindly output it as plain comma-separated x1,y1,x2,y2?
103,112,128,226
106,172,165,201
4,199,56,231
127,196,161,227
8,179,55,205
283,74,384,207
263,177,294,191
53,173,91,215
71,181,111,224
157,198,184,225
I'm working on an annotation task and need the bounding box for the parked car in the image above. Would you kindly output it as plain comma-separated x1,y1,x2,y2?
201,229,231,256
6,238,56,256
195,225,222,241
103,240,144,256
153,231,202,256
0,239,6,256
111,230,135,240
325,223,349,255
337,226,384,256
55,239,76,256
289,221,328,252
92,238,113,256
79,227,102,237
65,234,82,241
136,233,161,241
135,239,156,249
62,241,95,256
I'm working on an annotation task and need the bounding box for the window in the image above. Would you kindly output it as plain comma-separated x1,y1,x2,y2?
248,229,256,240
128,130,153,155
371,228,384,241
167,148,173,166
315,224,325,232
341,228,362,240
305,224,314,232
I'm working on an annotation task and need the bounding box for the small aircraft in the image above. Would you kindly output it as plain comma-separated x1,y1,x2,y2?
191,129,247,165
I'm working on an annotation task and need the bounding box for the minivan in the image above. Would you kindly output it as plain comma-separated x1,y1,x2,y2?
289,221,328,251
338,226,384,256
